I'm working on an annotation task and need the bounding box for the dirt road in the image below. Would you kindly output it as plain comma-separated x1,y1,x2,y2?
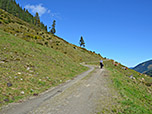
1,65,118,114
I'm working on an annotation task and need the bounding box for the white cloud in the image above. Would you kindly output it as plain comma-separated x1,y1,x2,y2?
50,12,62,20
47,10,51,13
25,4,62,19
25,4,47,16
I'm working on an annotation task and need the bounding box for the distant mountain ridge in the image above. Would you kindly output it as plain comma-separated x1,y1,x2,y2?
133,60,152,76
145,70,152,77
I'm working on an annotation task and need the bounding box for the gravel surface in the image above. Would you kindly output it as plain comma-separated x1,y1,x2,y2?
1,65,118,114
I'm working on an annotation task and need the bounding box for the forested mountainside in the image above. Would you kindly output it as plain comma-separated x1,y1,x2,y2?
0,0,47,31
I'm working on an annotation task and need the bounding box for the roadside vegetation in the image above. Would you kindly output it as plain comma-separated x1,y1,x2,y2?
103,60,152,114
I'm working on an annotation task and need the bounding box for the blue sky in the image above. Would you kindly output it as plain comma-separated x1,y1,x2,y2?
16,0,152,67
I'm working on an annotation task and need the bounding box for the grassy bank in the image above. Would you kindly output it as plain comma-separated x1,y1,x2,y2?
104,60,152,114
0,29,89,108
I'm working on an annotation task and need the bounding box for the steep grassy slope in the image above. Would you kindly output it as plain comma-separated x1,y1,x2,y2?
0,9,102,63
0,29,90,107
103,60,152,113
0,9,103,108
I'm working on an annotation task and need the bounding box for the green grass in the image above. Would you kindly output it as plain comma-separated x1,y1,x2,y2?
0,29,89,108
0,9,102,63
104,60,152,114
0,9,103,108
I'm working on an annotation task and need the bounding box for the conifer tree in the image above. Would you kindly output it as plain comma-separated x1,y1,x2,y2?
50,20,56,34
79,36,85,47
35,12,40,27
45,25,47,31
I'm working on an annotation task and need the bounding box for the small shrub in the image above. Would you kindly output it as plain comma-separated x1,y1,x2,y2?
56,41,60,43
38,81,46,86
1,14,6,18
73,47,77,49
26,34,31,38
7,17,11,23
0,20,2,24
16,30,20,33
45,42,48,46
16,21,23,25
40,32,44,35
145,82,152,87
37,42,43,45
47,37,51,40
34,36,38,39
3,20,9,24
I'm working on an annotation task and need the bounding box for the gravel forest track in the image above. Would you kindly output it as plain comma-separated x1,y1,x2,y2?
1,65,118,114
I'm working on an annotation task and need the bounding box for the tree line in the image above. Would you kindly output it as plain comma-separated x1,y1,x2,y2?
0,0,47,31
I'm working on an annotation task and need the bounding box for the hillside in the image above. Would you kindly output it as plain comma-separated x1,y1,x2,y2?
0,9,102,62
0,9,102,108
0,29,90,107
145,70,152,77
0,0,47,30
102,60,152,113
133,60,152,74
0,8,152,114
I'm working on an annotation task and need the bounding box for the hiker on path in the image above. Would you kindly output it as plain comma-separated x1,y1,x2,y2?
100,60,104,69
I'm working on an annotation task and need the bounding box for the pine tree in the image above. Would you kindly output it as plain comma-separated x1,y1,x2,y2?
45,25,47,31
79,36,85,47
35,12,40,27
50,20,56,34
